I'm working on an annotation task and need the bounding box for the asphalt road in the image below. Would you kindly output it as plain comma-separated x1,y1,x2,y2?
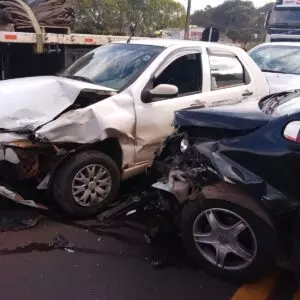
0,215,238,300
0,177,298,300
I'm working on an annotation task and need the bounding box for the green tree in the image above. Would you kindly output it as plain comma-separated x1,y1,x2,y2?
71,0,185,35
142,0,185,34
191,0,275,44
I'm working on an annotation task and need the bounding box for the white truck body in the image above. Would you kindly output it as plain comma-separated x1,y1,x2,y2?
265,0,300,42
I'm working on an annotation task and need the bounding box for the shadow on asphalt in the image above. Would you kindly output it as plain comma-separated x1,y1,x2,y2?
0,174,197,272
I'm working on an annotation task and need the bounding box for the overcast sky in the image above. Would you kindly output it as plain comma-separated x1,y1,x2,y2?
178,0,273,11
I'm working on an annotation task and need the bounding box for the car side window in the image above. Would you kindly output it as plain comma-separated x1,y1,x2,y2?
209,54,246,90
153,53,202,96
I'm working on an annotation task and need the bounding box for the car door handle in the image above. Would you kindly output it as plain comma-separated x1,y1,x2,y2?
190,101,205,108
242,90,253,97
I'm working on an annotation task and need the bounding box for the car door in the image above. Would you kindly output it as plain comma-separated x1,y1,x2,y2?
202,47,261,107
134,48,204,163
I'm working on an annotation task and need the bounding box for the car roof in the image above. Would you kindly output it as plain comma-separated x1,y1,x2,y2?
251,42,300,49
116,38,242,52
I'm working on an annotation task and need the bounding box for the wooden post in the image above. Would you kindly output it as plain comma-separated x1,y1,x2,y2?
184,0,192,40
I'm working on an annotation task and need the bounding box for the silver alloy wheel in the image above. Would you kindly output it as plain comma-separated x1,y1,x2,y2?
193,208,257,271
72,164,112,207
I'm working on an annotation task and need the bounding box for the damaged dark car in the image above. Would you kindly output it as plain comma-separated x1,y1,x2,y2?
104,90,300,282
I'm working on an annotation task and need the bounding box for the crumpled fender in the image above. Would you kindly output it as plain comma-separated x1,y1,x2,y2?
35,92,137,167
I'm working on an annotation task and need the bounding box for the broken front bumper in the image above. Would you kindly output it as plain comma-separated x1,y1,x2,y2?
0,144,56,210
0,185,47,210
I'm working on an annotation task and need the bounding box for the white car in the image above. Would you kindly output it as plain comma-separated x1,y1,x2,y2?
0,39,269,217
249,42,300,93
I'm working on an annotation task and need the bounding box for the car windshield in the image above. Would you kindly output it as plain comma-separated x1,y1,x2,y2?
270,9,300,25
62,43,164,91
249,45,300,75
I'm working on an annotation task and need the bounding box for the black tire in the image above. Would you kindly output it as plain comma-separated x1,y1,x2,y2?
53,151,120,218
181,198,277,283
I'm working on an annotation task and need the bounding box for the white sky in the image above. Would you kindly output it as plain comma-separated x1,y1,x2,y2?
178,0,273,11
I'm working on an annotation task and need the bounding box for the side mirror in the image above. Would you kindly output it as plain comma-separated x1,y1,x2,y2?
144,84,179,102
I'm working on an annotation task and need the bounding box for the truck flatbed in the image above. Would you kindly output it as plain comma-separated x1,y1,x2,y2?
0,30,145,46
0,29,149,80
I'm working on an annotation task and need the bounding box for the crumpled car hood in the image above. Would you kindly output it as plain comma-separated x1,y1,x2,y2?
0,76,116,132
174,99,271,131
264,72,300,94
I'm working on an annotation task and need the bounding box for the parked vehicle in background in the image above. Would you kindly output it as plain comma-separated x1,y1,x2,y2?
142,90,300,282
249,42,300,93
265,0,300,42
0,40,269,217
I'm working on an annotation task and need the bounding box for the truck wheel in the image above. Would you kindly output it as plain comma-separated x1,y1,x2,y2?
181,198,277,283
53,151,120,218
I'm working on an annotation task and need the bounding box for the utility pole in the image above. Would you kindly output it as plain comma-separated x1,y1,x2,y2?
184,0,191,40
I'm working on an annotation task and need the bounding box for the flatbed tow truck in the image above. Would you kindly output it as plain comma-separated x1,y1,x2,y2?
0,0,149,80
0,26,147,80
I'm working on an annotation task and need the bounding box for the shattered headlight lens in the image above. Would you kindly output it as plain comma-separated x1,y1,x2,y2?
180,138,189,153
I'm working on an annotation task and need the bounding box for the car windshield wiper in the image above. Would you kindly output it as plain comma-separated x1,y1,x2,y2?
261,69,288,74
64,75,95,84
270,23,289,27
262,94,284,114
263,91,299,114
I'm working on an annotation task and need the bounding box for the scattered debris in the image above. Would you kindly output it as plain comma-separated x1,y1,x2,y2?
144,234,151,245
65,248,75,254
0,186,48,210
149,257,172,270
0,204,44,232
53,234,72,249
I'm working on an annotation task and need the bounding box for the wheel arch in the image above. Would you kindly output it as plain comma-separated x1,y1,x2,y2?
77,138,123,170
47,138,123,193
201,182,275,230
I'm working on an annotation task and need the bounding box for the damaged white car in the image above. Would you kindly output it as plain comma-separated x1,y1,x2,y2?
0,40,269,217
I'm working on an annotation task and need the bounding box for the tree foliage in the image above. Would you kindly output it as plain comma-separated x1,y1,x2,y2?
191,0,275,44
70,0,186,35
70,0,274,42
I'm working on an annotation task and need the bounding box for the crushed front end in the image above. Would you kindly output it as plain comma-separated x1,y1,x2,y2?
0,139,67,209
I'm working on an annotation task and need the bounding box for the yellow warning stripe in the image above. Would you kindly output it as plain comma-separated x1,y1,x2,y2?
230,270,279,300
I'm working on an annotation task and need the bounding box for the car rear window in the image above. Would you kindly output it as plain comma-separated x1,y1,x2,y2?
208,54,246,90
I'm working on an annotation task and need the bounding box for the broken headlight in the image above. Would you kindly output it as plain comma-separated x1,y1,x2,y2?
7,140,39,148
180,137,189,153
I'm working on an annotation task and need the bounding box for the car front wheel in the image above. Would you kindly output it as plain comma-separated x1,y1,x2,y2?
181,198,277,282
53,151,120,218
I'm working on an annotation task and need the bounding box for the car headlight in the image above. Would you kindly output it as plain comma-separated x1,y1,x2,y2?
7,140,37,148
180,138,189,153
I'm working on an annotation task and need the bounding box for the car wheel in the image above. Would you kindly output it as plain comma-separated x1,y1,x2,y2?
181,198,277,282
53,151,120,218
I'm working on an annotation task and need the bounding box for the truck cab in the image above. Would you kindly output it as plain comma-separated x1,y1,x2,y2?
265,0,300,42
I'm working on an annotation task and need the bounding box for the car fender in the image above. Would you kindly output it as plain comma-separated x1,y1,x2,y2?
201,181,274,228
